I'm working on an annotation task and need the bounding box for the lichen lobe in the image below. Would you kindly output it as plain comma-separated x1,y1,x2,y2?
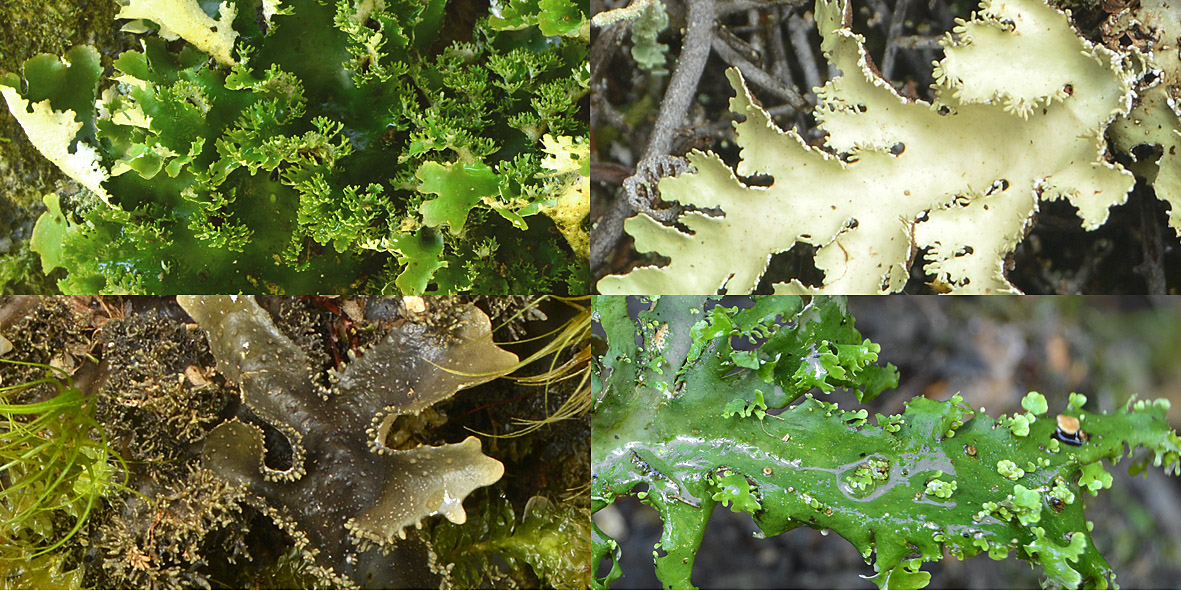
348,436,505,542
178,295,518,588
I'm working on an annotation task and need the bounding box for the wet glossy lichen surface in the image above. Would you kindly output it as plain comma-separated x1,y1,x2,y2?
591,296,1181,590
180,295,517,588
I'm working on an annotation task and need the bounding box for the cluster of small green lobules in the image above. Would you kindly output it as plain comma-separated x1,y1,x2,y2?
2,0,588,294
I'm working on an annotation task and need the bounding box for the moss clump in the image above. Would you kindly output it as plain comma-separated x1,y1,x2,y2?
94,468,255,590
431,491,591,589
0,359,127,568
94,308,230,462
0,297,89,372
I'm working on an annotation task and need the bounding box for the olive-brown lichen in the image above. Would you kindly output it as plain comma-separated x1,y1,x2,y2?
178,295,519,588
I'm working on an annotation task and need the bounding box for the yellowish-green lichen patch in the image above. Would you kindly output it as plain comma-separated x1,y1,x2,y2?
597,0,1136,294
0,46,110,204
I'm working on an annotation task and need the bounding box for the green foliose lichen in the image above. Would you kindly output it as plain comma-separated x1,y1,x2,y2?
2,0,588,294
1078,461,1113,494
710,469,761,513
924,478,957,499
592,296,1181,590
1010,413,1032,436
1022,392,1049,415
3,296,589,588
628,0,669,74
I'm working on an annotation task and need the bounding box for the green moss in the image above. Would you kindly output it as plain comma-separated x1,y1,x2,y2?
0,359,127,565
431,492,591,589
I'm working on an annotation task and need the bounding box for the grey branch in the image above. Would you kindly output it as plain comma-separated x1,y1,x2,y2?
892,34,943,50
881,0,910,80
639,0,716,162
787,13,821,95
713,27,810,113
594,0,718,271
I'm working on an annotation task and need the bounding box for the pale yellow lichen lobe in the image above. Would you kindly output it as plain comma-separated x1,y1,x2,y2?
116,0,240,66
0,84,112,204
